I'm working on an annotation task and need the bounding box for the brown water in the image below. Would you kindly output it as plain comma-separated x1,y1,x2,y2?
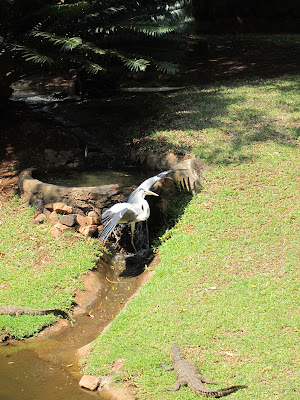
0,253,147,400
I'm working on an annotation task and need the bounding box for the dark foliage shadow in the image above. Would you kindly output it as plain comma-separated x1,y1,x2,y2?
136,75,299,166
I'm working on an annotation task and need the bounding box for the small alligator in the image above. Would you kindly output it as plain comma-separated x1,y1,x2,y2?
160,343,247,398
0,305,74,322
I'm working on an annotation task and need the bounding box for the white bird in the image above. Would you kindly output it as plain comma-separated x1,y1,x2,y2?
99,170,172,252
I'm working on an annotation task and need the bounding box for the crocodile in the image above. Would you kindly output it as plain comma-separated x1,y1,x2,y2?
0,305,74,322
160,343,247,398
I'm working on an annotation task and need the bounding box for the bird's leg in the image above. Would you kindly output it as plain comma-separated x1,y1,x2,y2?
113,229,121,245
145,220,150,252
130,222,137,253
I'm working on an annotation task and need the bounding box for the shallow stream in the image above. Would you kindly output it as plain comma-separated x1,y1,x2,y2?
0,252,149,399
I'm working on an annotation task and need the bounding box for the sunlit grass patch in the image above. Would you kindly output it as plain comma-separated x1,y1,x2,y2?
84,74,299,400
143,75,299,165
0,196,100,339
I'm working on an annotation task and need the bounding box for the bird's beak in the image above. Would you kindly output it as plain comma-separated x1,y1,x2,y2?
145,189,159,197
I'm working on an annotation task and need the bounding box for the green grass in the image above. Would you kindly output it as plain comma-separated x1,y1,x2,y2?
0,197,100,339
142,75,299,164
83,74,300,399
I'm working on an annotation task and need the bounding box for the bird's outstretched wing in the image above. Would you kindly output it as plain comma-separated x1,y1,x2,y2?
127,169,173,203
99,204,136,243
99,206,126,243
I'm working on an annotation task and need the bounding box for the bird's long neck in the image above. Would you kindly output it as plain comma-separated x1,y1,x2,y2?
136,199,150,222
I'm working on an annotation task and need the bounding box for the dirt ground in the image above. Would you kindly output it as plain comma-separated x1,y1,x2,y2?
0,35,299,196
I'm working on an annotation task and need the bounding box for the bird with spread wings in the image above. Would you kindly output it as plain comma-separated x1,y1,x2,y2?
99,170,172,252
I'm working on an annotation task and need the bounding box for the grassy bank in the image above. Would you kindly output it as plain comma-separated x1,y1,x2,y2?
84,75,299,399
0,197,99,339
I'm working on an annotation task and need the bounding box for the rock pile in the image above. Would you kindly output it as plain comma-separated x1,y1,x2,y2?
33,201,102,238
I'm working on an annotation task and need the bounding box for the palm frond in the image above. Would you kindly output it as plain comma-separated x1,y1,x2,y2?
125,18,193,37
155,61,179,74
80,42,107,56
82,61,105,74
122,58,150,72
11,44,54,65
33,31,82,51
105,6,127,15
44,2,89,19
114,51,150,72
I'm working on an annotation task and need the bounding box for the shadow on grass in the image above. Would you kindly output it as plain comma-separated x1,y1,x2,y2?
139,75,299,165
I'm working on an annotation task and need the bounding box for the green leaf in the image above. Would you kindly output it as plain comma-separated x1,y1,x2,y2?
81,42,107,56
122,57,150,72
11,44,54,65
155,61,179,74
33,32,82,52
82,61,105,74
122,16,194,37
60,37,82,52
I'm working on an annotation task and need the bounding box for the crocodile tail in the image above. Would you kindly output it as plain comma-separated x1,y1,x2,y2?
209,385,247,398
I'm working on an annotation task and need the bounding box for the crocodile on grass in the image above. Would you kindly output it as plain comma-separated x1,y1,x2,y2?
0,305,74,322
160,343,247,398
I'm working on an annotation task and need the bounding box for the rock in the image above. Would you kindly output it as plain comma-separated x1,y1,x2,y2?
145,150,179,170
33,213,46,224
56,150,73,166
153,176,176,194
79,375,101,391
77,214,100,226
52,202,73,214
44,203,54,211
146,150,161,169
49,226,62,237
44,149,74,167
54,222,71,231
44,149,57,165
88,210,100,217
43,208,51,218
59,214,77,227
66,161,80,169
78,225,98,237
163,152,179,169
87,215,100,225
76,214,89,226
49,211,59,226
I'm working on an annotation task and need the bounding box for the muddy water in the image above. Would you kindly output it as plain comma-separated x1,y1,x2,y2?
0,252,148,399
